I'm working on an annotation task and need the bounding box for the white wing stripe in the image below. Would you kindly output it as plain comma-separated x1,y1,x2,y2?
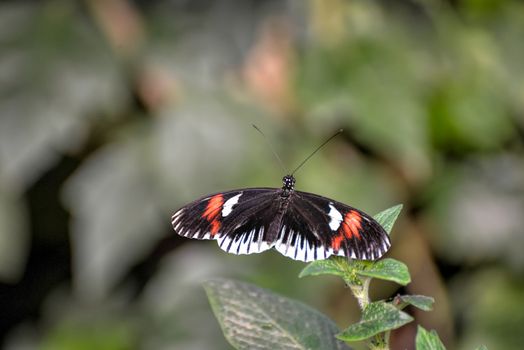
221,193,242,217
328,203,343,231
216,227,273,255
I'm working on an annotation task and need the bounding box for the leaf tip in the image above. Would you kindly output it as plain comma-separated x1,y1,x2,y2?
374,204,404,235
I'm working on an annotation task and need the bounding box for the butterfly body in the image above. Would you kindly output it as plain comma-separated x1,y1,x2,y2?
172,175,391,262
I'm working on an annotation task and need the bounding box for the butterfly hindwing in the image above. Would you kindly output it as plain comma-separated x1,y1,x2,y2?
273,194,331,262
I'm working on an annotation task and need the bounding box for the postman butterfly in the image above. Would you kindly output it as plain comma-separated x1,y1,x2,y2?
171,129,391,262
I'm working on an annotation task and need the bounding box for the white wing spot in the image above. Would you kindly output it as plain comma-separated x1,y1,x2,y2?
328,203,343,231
221,193,242,217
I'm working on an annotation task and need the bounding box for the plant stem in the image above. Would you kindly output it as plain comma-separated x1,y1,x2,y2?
347,276,371,310
370,333,387,350
346,276,390,350
369,343,388,350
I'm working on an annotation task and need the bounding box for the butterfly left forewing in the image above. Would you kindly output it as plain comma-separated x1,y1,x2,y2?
172,188,279,254
171,191,234,240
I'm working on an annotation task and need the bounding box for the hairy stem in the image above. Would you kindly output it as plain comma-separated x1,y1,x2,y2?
348,276,371,310
346,275,389,350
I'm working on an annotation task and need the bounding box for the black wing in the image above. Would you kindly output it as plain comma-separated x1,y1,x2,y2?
171,188,282,255
273,190,391,262
172,188,391,262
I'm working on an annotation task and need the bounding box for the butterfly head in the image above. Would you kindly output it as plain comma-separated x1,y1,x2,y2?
282,175,296,193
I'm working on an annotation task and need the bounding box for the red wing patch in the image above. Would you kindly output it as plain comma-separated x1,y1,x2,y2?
331,233,344,251
202,194,224,236
340,210,362,239
331,210,363,251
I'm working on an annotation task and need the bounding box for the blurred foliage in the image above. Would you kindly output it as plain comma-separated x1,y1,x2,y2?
1,0,524,349
451,269,524,349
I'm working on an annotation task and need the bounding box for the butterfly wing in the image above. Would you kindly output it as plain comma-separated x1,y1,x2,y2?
171,188,281,255
274,190,391,262
172,188,391,262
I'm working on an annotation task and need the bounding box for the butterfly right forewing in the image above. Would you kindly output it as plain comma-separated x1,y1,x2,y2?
295,191,391,260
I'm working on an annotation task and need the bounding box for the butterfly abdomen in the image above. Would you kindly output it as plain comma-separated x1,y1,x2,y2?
265,193,292,242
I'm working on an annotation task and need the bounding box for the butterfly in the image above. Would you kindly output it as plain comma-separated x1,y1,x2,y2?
171,173,391,262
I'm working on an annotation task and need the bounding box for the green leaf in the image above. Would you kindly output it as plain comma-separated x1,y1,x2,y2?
299,256,349,279
356,259,411,285
394,295,434,311
415,326,446,350
373,204,403,235
204,279,352,350
300,257,410,286
337,301,413,342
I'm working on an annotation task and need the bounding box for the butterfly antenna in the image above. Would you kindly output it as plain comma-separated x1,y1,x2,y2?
252,124,287,173
291,129,343,175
